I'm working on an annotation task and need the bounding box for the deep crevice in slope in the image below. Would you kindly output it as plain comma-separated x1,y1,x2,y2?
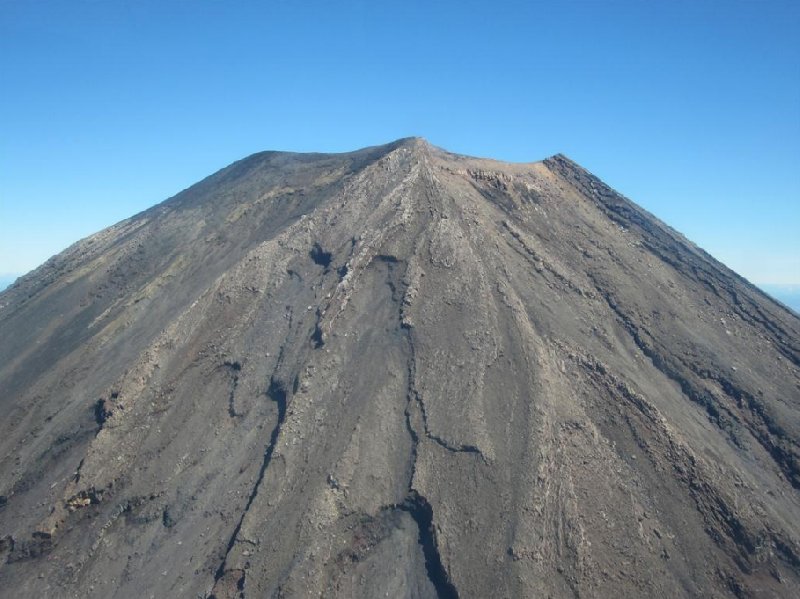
412,388,488,462
210,375,288,591
223,360,242,418
398,492,460,599
388,254,461,599
93,391,118,433
310,242,333,270
399,398,461,599
311,308,325,349
93,399,111,428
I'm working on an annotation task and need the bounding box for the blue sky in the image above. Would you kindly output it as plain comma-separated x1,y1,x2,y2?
1,0,798,284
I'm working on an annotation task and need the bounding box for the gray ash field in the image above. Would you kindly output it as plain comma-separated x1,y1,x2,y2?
0,138,798,598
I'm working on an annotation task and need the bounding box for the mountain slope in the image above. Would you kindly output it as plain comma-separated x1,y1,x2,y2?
0,138,798,598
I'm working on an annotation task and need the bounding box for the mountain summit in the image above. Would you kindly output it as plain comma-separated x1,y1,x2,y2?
1,139,798,598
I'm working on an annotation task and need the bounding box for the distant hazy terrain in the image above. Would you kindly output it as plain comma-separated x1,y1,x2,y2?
0,275,18,291
760,284,800,313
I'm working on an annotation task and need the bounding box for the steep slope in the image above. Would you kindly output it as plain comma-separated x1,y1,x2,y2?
0,138,798,598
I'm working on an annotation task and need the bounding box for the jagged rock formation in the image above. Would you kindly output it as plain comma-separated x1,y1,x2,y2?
0,138,798,598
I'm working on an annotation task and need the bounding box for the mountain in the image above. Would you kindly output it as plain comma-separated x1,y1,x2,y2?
0,138,798,598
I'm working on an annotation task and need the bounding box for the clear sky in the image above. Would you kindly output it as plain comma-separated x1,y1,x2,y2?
1,0,798,284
